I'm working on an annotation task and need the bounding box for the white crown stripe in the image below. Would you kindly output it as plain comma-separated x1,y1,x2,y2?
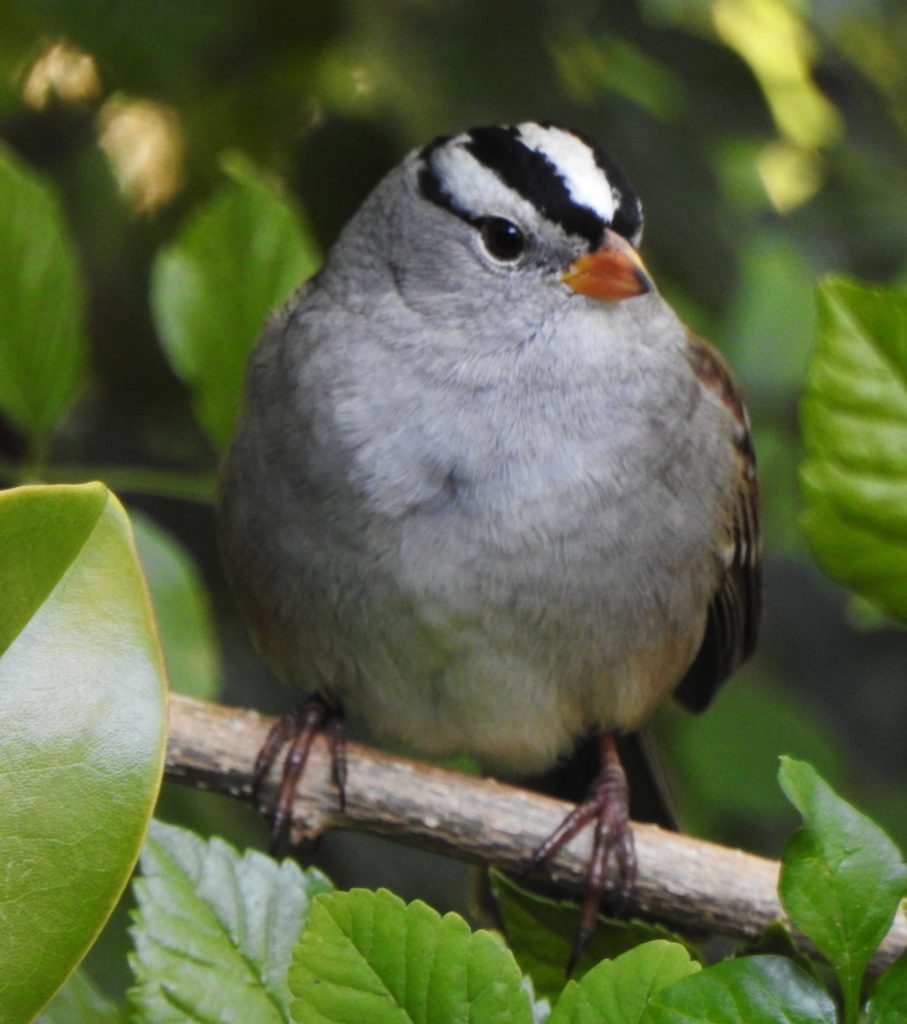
516,123,617,223
431,138,564,230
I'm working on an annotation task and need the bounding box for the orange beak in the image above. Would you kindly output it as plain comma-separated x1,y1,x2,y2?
562,228,653,301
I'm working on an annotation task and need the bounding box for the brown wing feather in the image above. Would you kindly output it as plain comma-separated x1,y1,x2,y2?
673,333,762,713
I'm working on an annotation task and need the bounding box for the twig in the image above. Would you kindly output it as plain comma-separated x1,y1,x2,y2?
165,693,906,973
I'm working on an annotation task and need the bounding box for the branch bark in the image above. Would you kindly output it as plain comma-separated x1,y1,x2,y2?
165,693,906,973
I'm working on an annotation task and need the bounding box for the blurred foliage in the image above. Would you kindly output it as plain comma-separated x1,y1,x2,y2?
2,0,907,1005
132,509,220,701
0,144,87,452
151,152,319,449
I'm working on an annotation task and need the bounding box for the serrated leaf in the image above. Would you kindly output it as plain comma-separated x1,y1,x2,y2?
800,277,907,621
0,146,88,446
549,940,699,1024
37,969,127,1024
129,820,332,1024
865,951,907,1024
151,151,319,450
643,956,837,1024
778,757,907,1024
491,870,697,1004
132,512,220,700
288,888,533,1024
0,483,167,1024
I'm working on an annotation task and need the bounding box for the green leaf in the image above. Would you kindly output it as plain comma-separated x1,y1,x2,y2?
151,151,320,450
129,820,332,1024
778,757,907,1023
132,511,220,700
0,145,88,448
288,888,533,1024
866,951,907,1024
491,870,697,1004
549,941,699,1024
37,969,126,1024
643,956,837,1023
0,483,167,1024
800,277,907,622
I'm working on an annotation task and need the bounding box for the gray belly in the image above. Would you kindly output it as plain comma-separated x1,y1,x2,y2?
310,450,720,774
227,335,732,776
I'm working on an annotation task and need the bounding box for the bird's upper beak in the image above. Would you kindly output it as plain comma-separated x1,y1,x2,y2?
562,228,653,301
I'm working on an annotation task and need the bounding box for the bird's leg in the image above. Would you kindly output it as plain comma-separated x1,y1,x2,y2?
529,730,636,973
252,694,347,853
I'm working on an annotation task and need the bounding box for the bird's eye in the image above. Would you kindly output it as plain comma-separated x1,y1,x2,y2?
478,217,526,262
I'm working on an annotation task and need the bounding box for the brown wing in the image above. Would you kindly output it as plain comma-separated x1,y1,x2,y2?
672,333,762,713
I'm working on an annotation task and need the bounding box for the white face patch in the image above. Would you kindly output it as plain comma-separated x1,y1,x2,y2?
516,122,617,223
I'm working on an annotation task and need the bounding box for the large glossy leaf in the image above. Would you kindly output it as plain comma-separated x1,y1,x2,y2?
151,152,319,450
288,888,534,1024
0,483,167,1023
0,145,87,447
800,277,907,621
129,820,332,1024
778,757,907,1024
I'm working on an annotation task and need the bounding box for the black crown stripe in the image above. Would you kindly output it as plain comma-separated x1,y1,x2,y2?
465,125,605,247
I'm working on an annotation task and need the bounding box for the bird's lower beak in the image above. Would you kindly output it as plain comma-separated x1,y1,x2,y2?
562,228,653,301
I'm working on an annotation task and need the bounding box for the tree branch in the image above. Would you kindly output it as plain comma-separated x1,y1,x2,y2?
165,693,906,973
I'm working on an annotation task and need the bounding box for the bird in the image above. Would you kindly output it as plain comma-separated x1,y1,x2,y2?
217,121,761,966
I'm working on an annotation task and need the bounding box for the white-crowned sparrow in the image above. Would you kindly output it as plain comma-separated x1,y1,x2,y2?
218,121,761,960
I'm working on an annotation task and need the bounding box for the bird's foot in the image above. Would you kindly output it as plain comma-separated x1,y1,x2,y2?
252,695,347,853
528,731,636,975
